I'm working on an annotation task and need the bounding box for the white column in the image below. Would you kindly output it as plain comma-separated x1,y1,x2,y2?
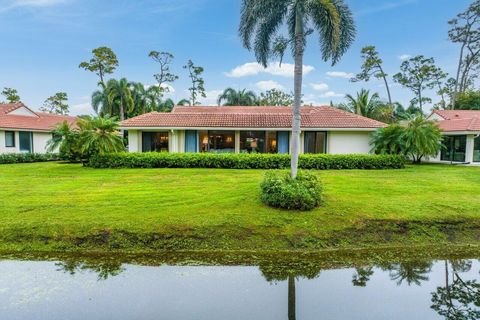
466,134,475,163
235,131,240,154
128,130,139,153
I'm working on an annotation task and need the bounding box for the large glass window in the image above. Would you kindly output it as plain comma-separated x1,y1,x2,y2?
304,132,326,154
474,136,480,162
142,132,169,152
199,131,235,153
19,131,33,153
266,132,278,153
441,135,467,162
240,131,266,153
5,131,15,148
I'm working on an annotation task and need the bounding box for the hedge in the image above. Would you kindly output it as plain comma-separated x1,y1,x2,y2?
0,153,60,164
88,152,405,170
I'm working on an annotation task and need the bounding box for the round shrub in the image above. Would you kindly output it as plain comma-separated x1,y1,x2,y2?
260,171,323,211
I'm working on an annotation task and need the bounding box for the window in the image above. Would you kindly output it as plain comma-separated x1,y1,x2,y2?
266,131,278,154
240,131,266,153
19,131,33,153
441,135,467,162
474,136,480,163
304,132,327,154
142,132,169,152
199,131,235,153
5,131,15,148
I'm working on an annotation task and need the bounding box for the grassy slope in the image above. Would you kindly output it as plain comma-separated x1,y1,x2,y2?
0,162,479,252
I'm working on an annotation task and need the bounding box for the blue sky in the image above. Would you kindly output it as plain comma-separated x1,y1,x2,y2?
0,0,473,115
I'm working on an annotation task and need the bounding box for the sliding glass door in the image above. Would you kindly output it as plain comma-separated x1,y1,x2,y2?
19,131,33,153
304,132,327,154
441,135,467,162
142,132,169,152
198,131,235,153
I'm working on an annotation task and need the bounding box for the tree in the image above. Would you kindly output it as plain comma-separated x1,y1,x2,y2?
388,261,432,286
40,92,69,115
370,123,405,155
239,0,356,178
183,60,206,105
1,87,20,103
217,88,258,106
47,120,81,161
148,51,178,94
258,89,294,106
449,1,480,106
338,89,387,121
454,90,480,110
79,47,119,84
352,45,392,106
393,55,447,110
129,82,162,117
403,115,443,164
78,116,124,158
105,78,134,121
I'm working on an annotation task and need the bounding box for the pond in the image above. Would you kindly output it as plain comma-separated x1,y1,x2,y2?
0,251,479,320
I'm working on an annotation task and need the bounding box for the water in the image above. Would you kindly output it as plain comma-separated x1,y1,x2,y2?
0,254,478,320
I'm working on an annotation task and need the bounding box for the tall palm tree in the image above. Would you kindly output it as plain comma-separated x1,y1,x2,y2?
129,82,162,116
91,82,110,116
340,89,386,120
105,78,134,121
239,0,355,178
217,88,258,106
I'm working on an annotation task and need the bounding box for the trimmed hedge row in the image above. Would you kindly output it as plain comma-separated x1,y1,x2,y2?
88,152,405,170
0,153,60,164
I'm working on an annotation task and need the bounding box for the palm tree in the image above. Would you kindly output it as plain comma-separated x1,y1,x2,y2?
155,98,191,112
78,116,124,156
105,78,134,121
217,88,258,106
47,120,81,161
129,83,162,116
91,82,110,116
239,0,355,178
340,89,386,120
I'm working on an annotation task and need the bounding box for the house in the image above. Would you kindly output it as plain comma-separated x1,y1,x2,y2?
427,110,480,164
0,103,77,154
120,106,386,155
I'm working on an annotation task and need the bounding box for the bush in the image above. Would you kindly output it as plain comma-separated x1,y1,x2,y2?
88,153,405,170
0,153,60,164
260,171,322,211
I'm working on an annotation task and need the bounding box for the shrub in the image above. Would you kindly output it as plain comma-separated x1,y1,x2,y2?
0,153,59,164
260,171,322,211
88,153,405,170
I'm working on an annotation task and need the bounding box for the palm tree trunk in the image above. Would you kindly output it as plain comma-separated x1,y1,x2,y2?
291,8,304,179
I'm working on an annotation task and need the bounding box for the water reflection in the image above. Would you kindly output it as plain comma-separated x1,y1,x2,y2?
0,254,479,320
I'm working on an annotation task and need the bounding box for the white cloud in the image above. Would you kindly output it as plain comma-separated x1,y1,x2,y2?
225,62,315,78
326,71,354,79
199,89,223,106
320,91,344,98
256,80,284,91
70,102,94,116
399,54,412,61
310,83,329,91
0,0,69,12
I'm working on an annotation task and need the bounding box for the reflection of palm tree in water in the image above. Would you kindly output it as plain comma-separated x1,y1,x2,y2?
288,275,296,320
431,260,480,319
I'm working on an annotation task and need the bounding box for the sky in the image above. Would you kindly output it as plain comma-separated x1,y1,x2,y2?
0,0,474,115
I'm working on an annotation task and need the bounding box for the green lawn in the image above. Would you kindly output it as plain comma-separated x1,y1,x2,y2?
0,162,479,252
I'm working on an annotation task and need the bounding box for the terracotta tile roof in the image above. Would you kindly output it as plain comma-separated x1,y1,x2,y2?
0,103,77,131
431,110,480,132
121,106,386,129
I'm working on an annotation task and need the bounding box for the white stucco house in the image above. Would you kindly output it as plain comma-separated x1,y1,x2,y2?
120,106,386,155
0,103,77,154
427,110,480,164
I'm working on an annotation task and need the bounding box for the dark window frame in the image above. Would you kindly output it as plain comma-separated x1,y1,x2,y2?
441,135,467,162
5,131,15,148
474,136,480,163
303,131,327,154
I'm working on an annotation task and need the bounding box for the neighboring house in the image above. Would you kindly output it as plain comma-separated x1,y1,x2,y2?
427,110,480,164
120,106,386,155
0,103,77,154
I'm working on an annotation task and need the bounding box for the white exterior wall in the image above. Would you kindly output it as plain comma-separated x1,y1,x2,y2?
128,130,140,152
327,131,372,155
0,130,53,154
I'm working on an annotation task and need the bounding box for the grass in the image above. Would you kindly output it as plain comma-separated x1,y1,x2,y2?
0,162,479,253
